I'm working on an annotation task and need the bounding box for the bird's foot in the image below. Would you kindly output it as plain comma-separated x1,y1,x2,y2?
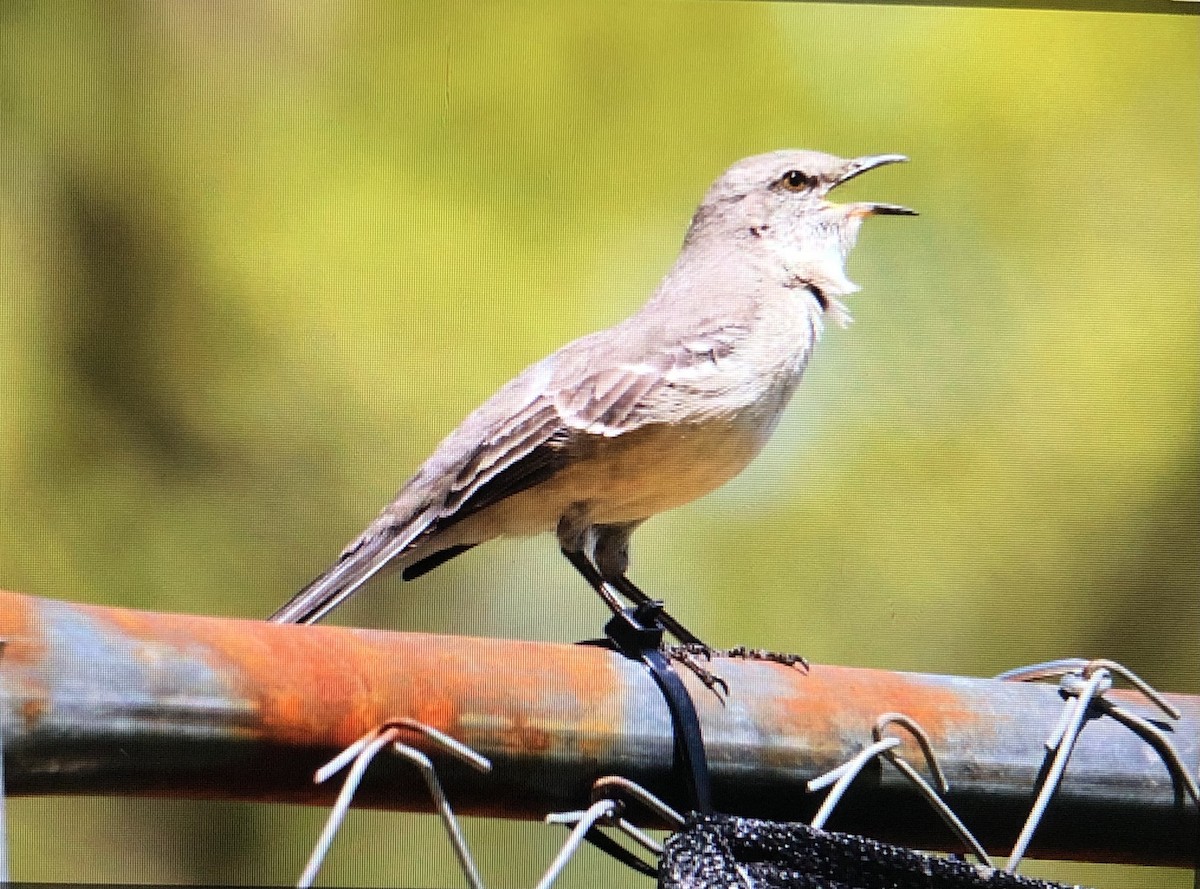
664,643,729,698
721,645,810,671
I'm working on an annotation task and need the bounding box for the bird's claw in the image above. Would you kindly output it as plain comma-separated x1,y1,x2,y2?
722,645,809,671
674,642,714,661
662,644,808,698
664,643,729,698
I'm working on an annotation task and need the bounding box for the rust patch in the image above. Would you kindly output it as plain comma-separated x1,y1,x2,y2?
21,694,46,725
0,589,46,666
745,661,990,772
1,589,51,729
46,588,630,757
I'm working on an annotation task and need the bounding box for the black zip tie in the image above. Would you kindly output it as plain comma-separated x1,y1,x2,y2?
577,821,659,877
602,599,714,815
545,775,688,881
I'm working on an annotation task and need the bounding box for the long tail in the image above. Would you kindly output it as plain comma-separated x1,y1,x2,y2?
268,518,427,624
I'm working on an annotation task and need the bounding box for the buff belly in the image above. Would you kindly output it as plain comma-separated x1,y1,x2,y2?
432,412,781,552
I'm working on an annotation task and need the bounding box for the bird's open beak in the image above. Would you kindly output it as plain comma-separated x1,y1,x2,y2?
830,154,918,217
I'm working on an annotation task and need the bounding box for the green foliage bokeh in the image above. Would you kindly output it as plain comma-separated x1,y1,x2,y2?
0,2,1196,886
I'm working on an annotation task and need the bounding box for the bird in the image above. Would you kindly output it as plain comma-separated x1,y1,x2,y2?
269,149,915,647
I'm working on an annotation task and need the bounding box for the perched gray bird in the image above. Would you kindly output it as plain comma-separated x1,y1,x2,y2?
270,150,915,644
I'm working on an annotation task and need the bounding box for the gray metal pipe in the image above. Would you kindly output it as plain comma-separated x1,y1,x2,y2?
0,590,1196,865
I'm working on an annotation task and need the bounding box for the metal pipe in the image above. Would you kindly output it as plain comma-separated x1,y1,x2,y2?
0,589,1196,865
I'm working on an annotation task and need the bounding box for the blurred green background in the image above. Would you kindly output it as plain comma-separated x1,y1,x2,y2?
1,1,1196,886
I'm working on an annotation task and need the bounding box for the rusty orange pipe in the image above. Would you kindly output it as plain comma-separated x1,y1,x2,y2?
0,589,1196,865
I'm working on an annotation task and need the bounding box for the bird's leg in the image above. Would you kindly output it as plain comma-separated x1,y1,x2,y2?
590,523,711,649
605,573,708,649
612,578,727,693
558,546,627,618
561,541,727,693
560,518,726,694
591,528,805,671
590,523,727,693
606,572,728,694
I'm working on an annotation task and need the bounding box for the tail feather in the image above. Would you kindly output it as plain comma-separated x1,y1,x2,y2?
268,521,426,624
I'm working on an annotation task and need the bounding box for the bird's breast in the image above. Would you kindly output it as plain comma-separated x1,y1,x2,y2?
445,301,818,539
561,358,807,524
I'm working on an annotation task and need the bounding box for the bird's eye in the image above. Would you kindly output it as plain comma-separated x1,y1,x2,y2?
781,169,811,191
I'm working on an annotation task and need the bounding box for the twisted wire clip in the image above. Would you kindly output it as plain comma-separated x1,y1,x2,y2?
297,718,492,889
806,711,992,866
536,775,685,889
996,657,1198,874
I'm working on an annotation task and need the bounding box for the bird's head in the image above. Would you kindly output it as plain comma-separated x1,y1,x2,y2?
685,150,916,320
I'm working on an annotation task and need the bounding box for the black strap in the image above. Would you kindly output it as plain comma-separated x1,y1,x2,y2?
576,825,659,877
603,600,713,814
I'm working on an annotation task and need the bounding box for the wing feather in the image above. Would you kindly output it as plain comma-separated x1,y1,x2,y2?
269,318,756,622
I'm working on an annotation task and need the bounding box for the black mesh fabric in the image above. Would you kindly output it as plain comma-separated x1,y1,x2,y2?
660,814,1087,889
